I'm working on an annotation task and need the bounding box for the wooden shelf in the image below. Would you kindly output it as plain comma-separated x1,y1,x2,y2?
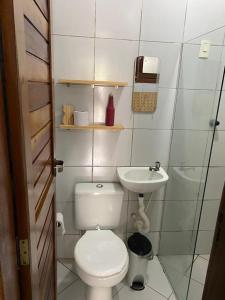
59,124,124,131
58,79,128,88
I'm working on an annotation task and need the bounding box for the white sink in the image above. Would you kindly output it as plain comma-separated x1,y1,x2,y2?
117,167,169,193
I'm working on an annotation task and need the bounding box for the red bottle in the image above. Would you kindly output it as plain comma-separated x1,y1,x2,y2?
105,94,115,126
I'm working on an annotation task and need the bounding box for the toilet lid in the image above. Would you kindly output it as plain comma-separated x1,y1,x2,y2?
74,230,128,277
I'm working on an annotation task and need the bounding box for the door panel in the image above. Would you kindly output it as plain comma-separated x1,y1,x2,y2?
28,82,50,111
0,51,20,300
1,0,56,299
31,123,51,161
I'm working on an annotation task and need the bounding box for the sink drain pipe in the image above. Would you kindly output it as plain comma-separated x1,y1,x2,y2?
132,193,151,233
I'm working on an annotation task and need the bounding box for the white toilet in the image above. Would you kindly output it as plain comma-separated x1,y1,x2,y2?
74,183,129,300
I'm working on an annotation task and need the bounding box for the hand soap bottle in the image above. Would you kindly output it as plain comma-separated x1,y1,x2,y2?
105,93,115,126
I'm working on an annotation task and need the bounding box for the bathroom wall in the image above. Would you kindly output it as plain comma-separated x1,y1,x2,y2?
52,0,225,259
52,0,188,258
159,0,225,257
185,0,225,254
158,2,225,299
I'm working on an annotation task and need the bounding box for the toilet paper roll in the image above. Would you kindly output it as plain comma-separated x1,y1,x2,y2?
74,111,89,126
56,212,66,235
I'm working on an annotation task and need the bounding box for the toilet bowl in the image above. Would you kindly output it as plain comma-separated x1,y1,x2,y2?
74,230,129,300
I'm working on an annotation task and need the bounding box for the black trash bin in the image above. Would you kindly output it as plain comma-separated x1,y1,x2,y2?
127,232,154,290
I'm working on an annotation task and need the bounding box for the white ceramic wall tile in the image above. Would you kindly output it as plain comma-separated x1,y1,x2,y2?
195,230,214,254
161,201,197,231
113,200,128,236
216,91,225,129
187,27,225,45
184,0,225,41
165,167,203,201
93,166,119,182
57,235,80,259
179,44,222,90
52,0,95,37
96,0,142,40
205,167,225,199
95,39,138,86
56,202,79,234
173,89,215,130
210,131,225,166
92,167,129,199
93,130,132,166
146,257,173,298
139,42,181,89
56,167,92,203
134,88,176,129
216,47,225,91
146,232,160,254
129,185,166,201
53,36,94,81
94,87,133,128
159,231,193,255
131,130,171,166
56,129,93,166
55,85,94,126
169,130,209,166
139,42,181,88
141,0,187,43
127,201,163,232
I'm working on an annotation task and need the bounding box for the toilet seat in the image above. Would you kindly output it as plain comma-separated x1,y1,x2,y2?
74,230,128,278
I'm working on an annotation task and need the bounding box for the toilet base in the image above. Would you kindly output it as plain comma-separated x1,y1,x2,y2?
86,286,112,300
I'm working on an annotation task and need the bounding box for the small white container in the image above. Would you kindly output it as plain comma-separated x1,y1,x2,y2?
74,111,89,126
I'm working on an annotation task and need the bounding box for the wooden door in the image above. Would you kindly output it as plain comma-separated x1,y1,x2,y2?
0,48,20,300
1,0,57,299
202,182,225,299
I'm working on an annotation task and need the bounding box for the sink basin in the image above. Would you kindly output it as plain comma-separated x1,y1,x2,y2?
117,167,169,193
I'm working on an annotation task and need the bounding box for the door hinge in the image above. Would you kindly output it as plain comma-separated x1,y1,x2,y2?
18,239,30,266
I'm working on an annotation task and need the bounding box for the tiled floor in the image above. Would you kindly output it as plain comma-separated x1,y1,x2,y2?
187,254,209,300
57,255,210,300
57,256,177,300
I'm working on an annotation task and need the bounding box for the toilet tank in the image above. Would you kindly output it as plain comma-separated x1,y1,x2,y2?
74,183,124,230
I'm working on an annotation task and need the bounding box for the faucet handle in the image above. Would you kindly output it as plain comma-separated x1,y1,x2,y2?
155,161,161,170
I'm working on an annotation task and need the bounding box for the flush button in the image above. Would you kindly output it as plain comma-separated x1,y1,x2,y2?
96,184,103,188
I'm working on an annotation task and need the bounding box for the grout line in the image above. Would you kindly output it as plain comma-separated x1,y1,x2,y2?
57,278,80,296
145,284,168,299
199,255,210,261
185,25,225,44
181,0,189,43
58,259,78,276
112,282,125,298
52,33,184,45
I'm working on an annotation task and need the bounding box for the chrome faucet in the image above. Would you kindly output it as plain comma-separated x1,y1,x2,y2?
149,161,161,171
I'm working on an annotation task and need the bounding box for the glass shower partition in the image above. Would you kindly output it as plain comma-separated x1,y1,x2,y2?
158,39,225,300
